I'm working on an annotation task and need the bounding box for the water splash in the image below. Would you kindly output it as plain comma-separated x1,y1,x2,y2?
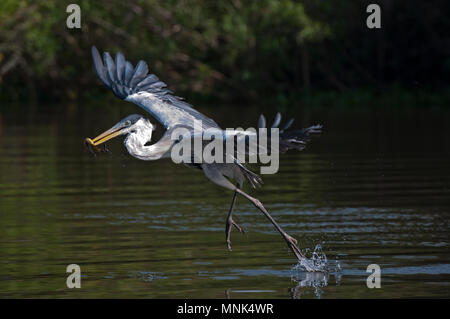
334,257,342,285
293,244,328,272
290,245,343,298
290,271,329,298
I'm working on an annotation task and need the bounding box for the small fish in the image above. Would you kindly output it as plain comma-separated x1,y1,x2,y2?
84,137,110,156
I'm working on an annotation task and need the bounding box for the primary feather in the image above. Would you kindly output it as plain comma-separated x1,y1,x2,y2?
91,46,219,130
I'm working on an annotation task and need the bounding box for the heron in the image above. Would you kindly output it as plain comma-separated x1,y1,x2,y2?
86,46,322,263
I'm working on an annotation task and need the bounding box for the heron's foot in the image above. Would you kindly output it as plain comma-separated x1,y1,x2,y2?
284,234,303,261
226,218,245,251
286,234,298,246
232,220,245,234
226,239,233,251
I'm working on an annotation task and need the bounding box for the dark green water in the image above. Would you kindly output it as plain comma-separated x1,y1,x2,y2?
0,102,449,298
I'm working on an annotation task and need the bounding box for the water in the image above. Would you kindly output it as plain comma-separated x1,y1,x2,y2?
0,102,449,298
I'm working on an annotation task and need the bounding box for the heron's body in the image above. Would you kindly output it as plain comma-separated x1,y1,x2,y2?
88,46,322,261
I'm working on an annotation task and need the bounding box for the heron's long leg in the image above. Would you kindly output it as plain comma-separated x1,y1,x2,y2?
225,189,244,251
235,188,303,261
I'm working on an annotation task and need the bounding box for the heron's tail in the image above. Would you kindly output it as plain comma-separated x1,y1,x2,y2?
258,113,322,153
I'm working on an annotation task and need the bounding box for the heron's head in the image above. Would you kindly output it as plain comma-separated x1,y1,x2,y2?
85,114,154,152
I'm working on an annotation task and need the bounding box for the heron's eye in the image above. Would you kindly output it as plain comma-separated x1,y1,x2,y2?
124,120,131,126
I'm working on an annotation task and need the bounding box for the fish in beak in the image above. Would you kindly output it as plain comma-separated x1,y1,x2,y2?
85,125,124,155
84,114,145,155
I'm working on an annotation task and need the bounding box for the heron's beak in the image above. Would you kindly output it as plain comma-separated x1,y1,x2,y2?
85,126,124,147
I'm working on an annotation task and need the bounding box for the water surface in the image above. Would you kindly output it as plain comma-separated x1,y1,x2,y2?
0,103,449,298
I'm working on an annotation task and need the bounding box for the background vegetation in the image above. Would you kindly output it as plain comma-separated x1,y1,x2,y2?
0,0,449,106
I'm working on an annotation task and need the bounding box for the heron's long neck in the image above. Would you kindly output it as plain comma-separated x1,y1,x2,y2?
124,130,169,161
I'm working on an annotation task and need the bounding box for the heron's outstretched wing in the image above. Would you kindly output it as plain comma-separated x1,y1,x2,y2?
91,46,219,130
258,113,322,153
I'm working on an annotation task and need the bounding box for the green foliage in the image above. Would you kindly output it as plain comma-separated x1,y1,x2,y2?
0,0,448,104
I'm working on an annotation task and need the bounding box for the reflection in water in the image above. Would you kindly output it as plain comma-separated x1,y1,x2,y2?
290,246,342,299
0,103,449,298
290,272,330,299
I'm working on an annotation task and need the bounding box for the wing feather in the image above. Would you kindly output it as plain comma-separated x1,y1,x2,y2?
124,61,134,85
271,112,281,128
129,61,148,87
103,52,117,84
91,47,109,86
258,114,266,128
115,52,126,84
91,46,219,130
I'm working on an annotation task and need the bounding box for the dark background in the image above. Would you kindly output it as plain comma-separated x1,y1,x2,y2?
0,0,449,106
0,1,450,299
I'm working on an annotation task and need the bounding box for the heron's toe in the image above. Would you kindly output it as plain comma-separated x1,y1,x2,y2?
232,221,245,234
287,235,298,246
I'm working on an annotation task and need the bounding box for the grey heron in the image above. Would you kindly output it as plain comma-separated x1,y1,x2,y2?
86,46,322,263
